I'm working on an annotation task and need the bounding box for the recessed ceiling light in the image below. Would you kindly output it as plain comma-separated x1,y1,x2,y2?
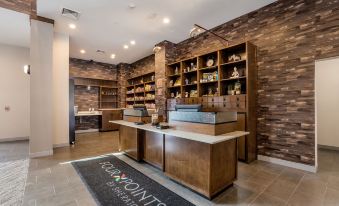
80,49,86,54
124,45,129,49
163,17,170,24
69,23,76,29
130,40,136,45
111,54,116,59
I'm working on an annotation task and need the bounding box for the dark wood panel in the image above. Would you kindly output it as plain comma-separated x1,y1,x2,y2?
119,125,143,161
168,120,237,136
210,139,237,194
143,131,164,170
236,113,246,161
164,135,211,197
100,110,123,131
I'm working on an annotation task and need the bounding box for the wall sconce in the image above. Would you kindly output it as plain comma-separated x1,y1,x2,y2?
153,46,162,53
23,65,30,75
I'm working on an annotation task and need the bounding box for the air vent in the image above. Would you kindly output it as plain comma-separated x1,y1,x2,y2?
96,50,106,54
61,8,80,20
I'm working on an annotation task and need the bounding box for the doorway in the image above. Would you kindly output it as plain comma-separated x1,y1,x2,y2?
315,57,339,172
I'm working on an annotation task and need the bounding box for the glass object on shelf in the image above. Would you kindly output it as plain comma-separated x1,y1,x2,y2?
228,84,234,95
185,78,189,85
175,67,179,75
185,92,189,98
235,81,241,95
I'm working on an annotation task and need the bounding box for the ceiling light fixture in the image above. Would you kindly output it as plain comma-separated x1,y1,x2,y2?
130,40,136,45
189,24,229,46
111,54,116,59
69,23,76,29
163,17,170,24
80,49,86,54
124,45,129,49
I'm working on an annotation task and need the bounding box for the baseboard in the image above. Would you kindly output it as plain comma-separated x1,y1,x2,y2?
318,144,339,151
29,149,53,158
53,143,70,148
0,136,29,142
258,155,317,173
75,129,99,134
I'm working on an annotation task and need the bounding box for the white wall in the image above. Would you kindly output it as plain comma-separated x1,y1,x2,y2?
0,44,30,140
316,57,339,148
53,32,69,147
30,20,54,157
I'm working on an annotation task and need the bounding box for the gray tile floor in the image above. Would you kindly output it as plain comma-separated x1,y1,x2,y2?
1,132,338,206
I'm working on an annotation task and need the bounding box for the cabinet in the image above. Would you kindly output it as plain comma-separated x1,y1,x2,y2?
99,109,123,131
119,125,144,161
143,131,164,170
166,41,257,163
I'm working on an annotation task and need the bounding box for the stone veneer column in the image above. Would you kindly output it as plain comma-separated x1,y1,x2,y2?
154,41,176,121
117,63,131,108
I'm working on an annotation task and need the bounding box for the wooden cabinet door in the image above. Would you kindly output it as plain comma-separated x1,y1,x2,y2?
120,126,143,161
144,131,164,170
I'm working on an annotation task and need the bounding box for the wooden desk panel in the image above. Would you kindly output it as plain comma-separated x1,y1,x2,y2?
119,125,143,161
164,135,237,199
143,131,164,170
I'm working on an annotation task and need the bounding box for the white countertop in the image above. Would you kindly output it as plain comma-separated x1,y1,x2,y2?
110,120,249,144
75,111,102,117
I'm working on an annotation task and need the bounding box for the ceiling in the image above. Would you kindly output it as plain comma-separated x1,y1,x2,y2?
0,7,30,48
0,1,276,64
37,0,276,64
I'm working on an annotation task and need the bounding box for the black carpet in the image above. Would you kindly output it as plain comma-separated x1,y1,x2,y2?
72,155,195,206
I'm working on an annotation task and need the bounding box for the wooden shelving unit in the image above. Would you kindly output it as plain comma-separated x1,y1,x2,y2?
126,72,156,109
166,41,257,163
74,77,118,109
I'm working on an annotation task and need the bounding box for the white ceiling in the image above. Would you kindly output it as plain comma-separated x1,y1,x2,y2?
0,1,276,64
37,0,276,64
0,7,30,48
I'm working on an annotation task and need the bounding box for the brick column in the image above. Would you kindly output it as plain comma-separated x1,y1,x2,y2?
154,41,176,121
117,63,131,108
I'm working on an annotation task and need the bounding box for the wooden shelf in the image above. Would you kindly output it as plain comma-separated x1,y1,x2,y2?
165,41,257,164
221,76,246,81
183,83,198,87
125,72,156,107
168,73,181,77
168,85,181,88
183,70,198,74
144,80,155,84
199,66,218,71
220,59,246,66
200,80,218,84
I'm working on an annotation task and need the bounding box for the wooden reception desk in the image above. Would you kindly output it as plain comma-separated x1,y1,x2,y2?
110,120,248,199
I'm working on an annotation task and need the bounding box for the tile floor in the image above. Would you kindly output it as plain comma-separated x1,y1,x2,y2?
0,132,338,206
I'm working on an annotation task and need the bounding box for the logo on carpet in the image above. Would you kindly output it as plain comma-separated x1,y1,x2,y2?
99,161,167,206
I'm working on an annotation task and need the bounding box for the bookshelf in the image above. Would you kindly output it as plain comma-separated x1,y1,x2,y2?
166,41,257,163
126,72,156,109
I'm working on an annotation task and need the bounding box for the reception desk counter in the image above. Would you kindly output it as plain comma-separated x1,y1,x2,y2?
110,120,248,199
